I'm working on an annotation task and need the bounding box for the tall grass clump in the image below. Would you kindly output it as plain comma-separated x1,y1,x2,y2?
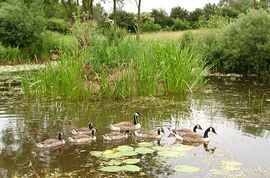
22,49,92,99
134,40,207,96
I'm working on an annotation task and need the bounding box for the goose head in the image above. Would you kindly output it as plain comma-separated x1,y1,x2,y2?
194,124,203,132
203,127,217,138
133,112,141,125
157,128,165,135
88,122,94,130
58,132,64,141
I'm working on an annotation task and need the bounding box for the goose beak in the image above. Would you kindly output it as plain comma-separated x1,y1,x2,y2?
213,130,217,135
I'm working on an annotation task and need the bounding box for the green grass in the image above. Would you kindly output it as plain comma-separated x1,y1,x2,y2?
23,34,209,100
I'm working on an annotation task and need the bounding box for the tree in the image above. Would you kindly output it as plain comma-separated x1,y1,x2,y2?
203,3,220,20
151,8,173,27
170,6,189,20
135,0,141,42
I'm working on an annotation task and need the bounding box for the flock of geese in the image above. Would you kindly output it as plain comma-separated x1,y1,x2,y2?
36,112,217,149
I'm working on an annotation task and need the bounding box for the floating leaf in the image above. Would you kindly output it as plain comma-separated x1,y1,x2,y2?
174,145,194,152
152,146,165,151
90,151,103,157
135,147,155,154
119,150,138,157
116,145,134,152
158,151,186,158
175,165,200,173
209,169,229,175
123,159,140,165
221,160,242,171
103,150,114,155
122,165,141,172
138,142,153,147
99,166,122,172
102,152,123,159
106,160,122,166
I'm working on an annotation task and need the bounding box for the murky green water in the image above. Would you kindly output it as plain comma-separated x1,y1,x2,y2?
0,78,270,177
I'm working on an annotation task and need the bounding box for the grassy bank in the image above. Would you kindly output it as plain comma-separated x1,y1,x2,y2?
23,35,209,100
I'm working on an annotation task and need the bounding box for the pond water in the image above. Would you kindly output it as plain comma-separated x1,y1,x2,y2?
0,77,270,177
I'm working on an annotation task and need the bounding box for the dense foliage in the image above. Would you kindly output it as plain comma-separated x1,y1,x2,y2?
218,10,270,76
0,1,45,49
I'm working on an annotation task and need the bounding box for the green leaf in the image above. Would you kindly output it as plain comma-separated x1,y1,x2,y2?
122,158,140,165
138,142,153,147
221,160,242,171
209,169,229,175
106,160,122,166
116,145,134,152
99,166,122,172
119,150,138,157
122,165,141,172
158,150,186,158
135,147,155,154
102,152,123,159
175,165,200,173
90,151,103,157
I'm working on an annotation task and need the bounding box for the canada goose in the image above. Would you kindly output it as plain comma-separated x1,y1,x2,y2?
109,112,141,131
71,122,94,135
68,128,97,143
172,127,217,143
172,124,203,137
103,130,130,141
134,128,165,139
36,132,65,148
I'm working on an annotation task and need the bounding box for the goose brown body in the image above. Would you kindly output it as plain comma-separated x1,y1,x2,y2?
173,127,217,143
172,124,202,137
135,128,164,139
36,132,65,148
69,129,97,143
103,130,129,141
110,112,141,131
71,122,94,135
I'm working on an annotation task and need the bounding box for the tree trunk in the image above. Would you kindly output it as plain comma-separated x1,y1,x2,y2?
136,0,141,42
253,0,256,9
113,0,117,44
90,0,94,20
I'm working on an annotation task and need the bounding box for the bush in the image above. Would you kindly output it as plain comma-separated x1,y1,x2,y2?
142,21,162,32
171,18,190,31
218,10,270,76
0,44,29,62
46,18,70,34
0,1,45,49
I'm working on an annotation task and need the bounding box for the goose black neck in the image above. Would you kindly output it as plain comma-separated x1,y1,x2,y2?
157,129,161,135
91,129,96,137
58,133,62,140
88,123,93,130
193,126,197,132
203,128,211,138
134,115,138,125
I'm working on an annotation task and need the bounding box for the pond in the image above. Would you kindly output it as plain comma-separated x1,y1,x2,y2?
0,77,270,177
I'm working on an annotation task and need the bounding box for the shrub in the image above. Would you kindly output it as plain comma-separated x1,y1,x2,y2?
171,18,190,31
142,21,161,32
218,10,270,76
0,1,45,49
46,18,70,34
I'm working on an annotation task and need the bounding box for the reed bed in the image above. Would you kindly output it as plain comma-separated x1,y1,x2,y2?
23,36,209,100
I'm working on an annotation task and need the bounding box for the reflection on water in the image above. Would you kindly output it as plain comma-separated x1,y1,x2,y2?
0,78,270,177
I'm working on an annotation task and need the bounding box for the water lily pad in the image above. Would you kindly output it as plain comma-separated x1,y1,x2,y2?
175,165,200,173
122,158,140,164
174,145,194,152
116,145,134,152
103,149,115,155
152,146,165,151
209,169,229,175
138,142,153,147
122,165,141,172
158,150,186,158
99,166,122,172
119,150,138,157
221,160,242,171
106,160,122,166
90,151,103,157
135,147,155,154
102,152,123,159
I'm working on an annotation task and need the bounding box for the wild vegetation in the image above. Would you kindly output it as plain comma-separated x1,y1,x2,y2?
0,0,270,99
